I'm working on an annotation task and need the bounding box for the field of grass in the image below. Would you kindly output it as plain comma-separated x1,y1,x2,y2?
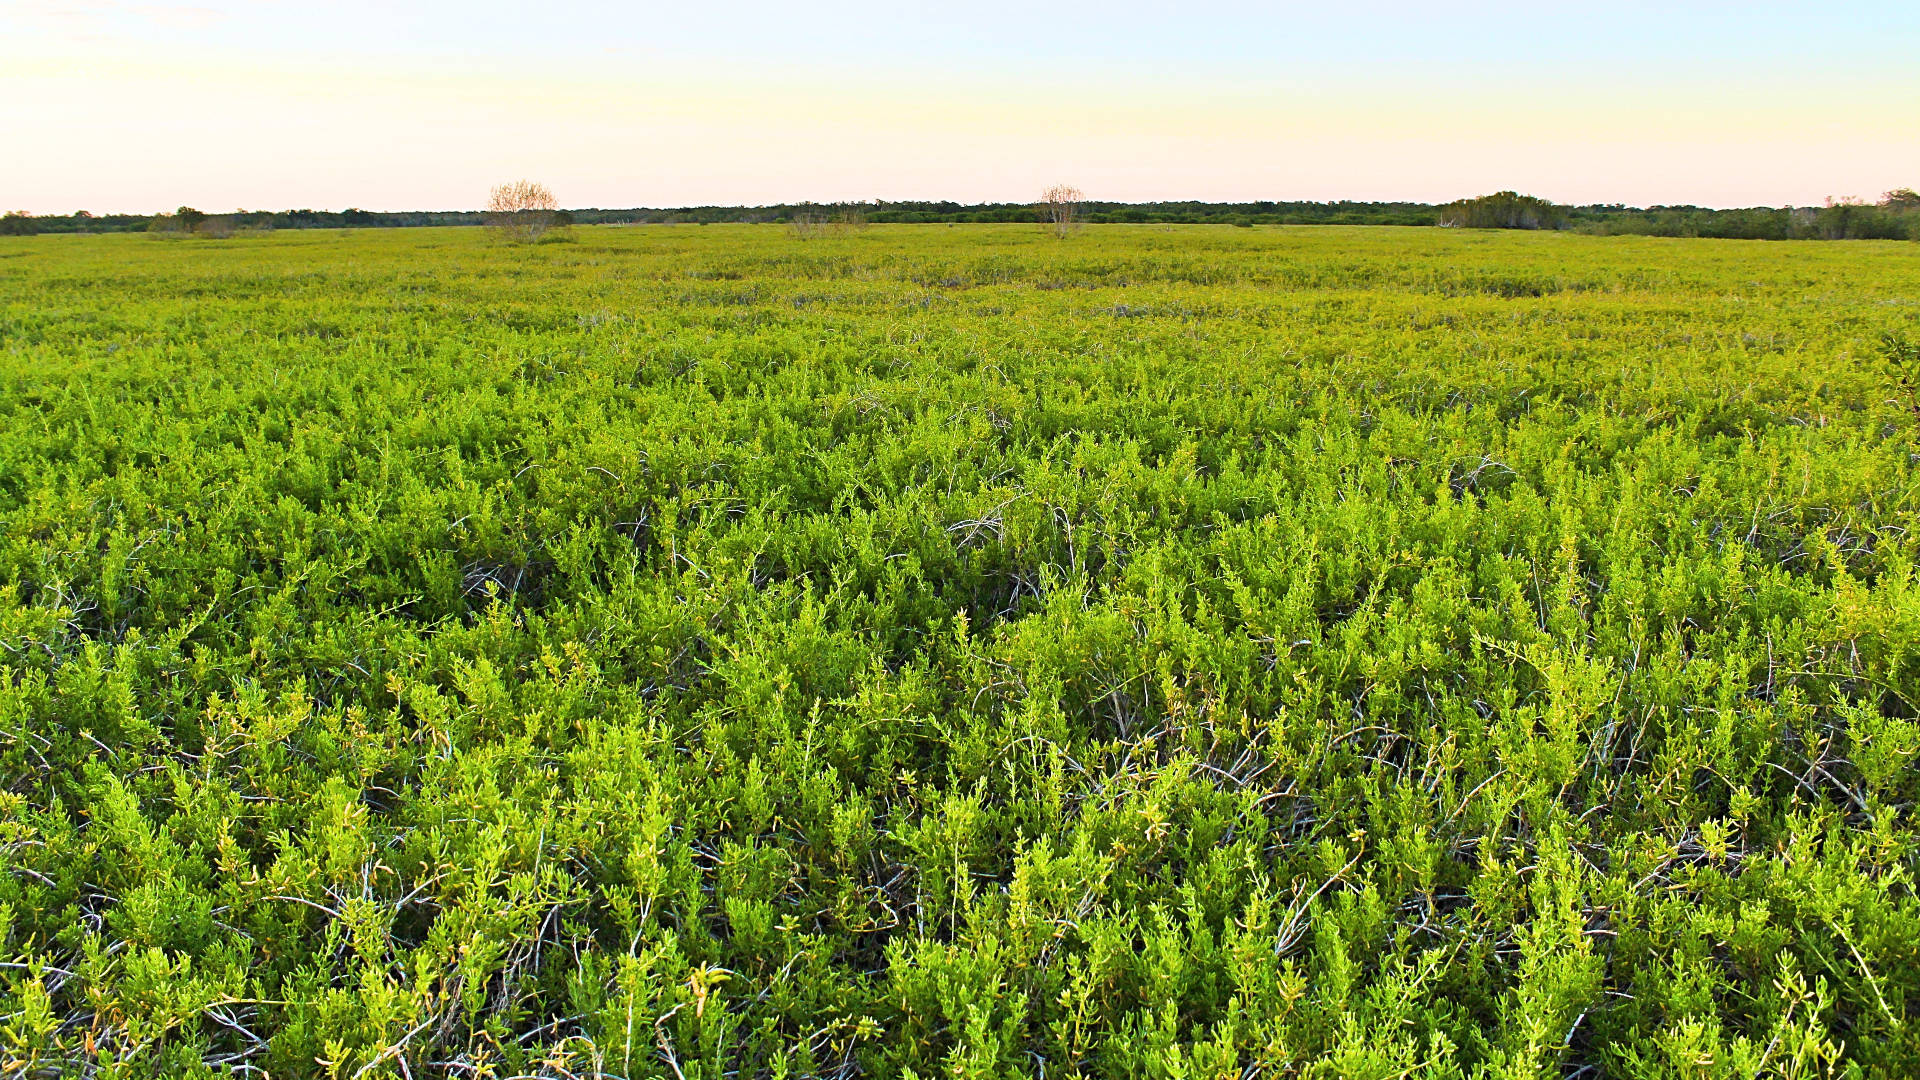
2,223,1918,1078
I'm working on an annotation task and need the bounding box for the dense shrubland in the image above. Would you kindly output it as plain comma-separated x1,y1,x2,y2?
1573,194,1920,241
0,201,1445,234
1,224,1918,1077
13,192,1919,237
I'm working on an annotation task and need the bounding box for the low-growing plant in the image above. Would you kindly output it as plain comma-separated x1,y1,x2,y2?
1884,332,1920,421
0,222,1916,1078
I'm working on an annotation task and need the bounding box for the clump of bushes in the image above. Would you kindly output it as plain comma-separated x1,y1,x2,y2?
487,180,571,243
1438,191,1569,230
145,206,248,239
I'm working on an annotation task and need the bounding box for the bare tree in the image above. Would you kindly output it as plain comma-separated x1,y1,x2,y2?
831,204,869,233
487,180,560,242
1039,184,1084,238
789,203,869,240
788,206,828,239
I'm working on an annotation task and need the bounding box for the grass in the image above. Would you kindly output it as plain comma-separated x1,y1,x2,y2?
1,223,1918,1078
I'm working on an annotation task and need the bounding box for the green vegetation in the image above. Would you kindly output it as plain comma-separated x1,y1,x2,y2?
2,223,1919,1078
1575,199,1920,241
18,192,1920,238
1439,192,1570,231
13,201,1444,234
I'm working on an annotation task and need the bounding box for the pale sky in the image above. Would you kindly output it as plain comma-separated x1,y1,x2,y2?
4,1,1917,214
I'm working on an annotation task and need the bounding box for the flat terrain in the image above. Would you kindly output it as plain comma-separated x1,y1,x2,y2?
2,224,1918,1077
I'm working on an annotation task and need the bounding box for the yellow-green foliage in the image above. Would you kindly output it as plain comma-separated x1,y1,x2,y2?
1,224,1918,1078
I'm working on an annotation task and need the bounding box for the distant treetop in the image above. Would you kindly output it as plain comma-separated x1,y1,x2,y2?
8,191,1917,241
1438,192,1569,231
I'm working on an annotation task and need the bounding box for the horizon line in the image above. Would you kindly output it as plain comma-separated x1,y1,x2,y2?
18,194,1914,219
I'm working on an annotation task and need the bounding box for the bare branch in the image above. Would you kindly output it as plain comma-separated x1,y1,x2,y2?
487,180,561,243
1039,184,1084,238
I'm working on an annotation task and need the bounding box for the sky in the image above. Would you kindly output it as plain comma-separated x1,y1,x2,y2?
3,1,1918,214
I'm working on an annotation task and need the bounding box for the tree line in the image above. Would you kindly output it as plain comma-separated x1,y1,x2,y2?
5,189,1918,239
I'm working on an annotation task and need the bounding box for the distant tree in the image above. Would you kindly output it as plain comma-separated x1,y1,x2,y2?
832,205,868,233
787,203,866,240
1814,196,1909,240
1040,185,1084,238
487,181,559,242
175,206,207,232
0,211,36,236
1882,188,1920,211
1438,192,1568,230
788,205,828,239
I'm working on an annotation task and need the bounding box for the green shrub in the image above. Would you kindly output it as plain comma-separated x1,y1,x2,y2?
1439,191,1569,230
1,223,1917,1077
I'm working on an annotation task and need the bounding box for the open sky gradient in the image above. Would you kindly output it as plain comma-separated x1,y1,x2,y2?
4,0,1918,214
